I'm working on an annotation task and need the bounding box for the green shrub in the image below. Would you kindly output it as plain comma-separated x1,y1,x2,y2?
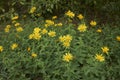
0,11,120,80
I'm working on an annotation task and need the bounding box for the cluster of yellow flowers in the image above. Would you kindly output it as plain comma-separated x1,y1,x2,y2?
95,46,109,62
59,35,72,48
29,27,42,40
63,52,73,62
78,24,87,32
65,10,75,18
11,15,24,32
4,25,11,33
45,20,55,27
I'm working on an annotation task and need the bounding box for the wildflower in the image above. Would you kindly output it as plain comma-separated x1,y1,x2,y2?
64,35,72,42
41,29,48,34
11,43,18,50
27,47,31,52
101,46,109,54
29,27,41,40
14,22,20,27
4,25,11,33
48,31,56,37
29,7,36,14
0,46,3,52
52,16,57,19
63,42,70,48
116,36,120,41
45,20,54,27
31,53,37,58
29,34,34,39
16,27,23,32
59,35,72,48
90,20,97,26
77,14,84,20
45,24,49,28
33,33,41,40
12,15,19,20
78,24,87,32
63,52,73,62
57,23,63,27
96,29,102,33
33,27,41,33
65,10,75,18
59,36,65,42
95,54,105,62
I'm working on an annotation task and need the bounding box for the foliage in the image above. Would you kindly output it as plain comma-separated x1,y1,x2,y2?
0,11,120,80
0,0,120,22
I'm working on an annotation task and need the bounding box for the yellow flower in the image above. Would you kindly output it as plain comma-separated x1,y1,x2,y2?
41,29,48,34
11,43,18,50
31,53,37,58
78,24,87,32
65,10,75,18
116,36,120,41
56,23,63,27
33,27,41,33
90,20,97,26
64,35,72,42
27,47,31,52
0,46,3,52
16,27,23,32
4,25,11,33
59,35,72,48
59,35,72,43
45,20,54,27
63,42,70,48
52,16,57,19
59,36,65,42
29,33,34,39
48,31,56,37
29,27,41,40
101,46,109,54
96,29,102,33
12,15,19,20
14,22,20,27
63,52,73,62
95,54,105,62
77,14,84,20
33,33,41,40
5,28,10,33
29,7,36,14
